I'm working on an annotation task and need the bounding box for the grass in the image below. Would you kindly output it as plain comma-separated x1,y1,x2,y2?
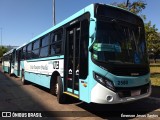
150,65,160,86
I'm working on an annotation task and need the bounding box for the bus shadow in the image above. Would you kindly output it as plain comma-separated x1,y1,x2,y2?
0,71,49,111
151,85,160,98
76,97,160,119
76,98,160,119
9,73,19,78
0,71,75,118
30,83,81,104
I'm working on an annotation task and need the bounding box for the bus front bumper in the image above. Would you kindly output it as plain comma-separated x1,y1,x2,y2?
91,83,151,104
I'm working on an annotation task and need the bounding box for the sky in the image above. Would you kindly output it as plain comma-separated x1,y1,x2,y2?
0,0,159,46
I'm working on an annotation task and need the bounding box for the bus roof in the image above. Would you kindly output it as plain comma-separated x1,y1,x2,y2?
3,48,16,56
16,42,27,50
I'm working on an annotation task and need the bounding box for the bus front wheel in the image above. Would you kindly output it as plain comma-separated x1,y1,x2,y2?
57,76,66,104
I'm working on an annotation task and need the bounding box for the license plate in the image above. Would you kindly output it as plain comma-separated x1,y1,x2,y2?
131,90,141,96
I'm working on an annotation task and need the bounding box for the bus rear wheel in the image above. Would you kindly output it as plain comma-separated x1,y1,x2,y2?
21,71,26,85
57,76,66,104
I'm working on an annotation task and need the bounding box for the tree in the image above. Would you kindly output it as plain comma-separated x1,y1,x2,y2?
0,46,8,58
145,22,160,62
112,0,146,14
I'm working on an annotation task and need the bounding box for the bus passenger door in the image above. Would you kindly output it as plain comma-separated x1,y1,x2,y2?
9,54,12,73
11,49,16,74
65,23,80,97
17,50,21,76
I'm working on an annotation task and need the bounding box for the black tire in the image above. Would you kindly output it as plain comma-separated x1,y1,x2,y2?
50,81,57,95
57,76,66,104
21,71,26,85
8,67,10,74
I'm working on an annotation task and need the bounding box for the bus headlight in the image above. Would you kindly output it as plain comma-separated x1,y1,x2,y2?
93,72,115,91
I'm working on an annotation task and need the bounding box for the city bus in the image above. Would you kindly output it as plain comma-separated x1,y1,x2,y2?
9,3,151,104
2,48,16,74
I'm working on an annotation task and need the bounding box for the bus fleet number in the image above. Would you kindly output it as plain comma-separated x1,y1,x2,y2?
117,80,128,85
53,61,59,69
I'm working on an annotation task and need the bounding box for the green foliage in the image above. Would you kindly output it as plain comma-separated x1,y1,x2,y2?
145,21,160,58
0,46,8,57
112,0,146,14
145,21,160,63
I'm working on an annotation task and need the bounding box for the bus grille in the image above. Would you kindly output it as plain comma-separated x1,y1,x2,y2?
109,66,149,76
115,83,150,98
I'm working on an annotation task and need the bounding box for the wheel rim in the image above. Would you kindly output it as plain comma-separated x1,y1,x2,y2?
55,82,58,95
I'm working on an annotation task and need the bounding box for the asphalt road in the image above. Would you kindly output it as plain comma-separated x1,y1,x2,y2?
0,66,160,120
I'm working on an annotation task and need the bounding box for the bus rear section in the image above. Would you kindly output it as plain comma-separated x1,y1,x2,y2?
2,49,16,74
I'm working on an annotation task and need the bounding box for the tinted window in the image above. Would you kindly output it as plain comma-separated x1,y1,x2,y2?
27,43,32,51
51,29,62,43
96,4,143,25
49,29,63,56
23,46,26,52
40,46,49,57
50,43,62,55
55,33,62,42
27,52,32,59
16,50,19,61
22,46,26,59
33,40,40,50
32,49,39,58
94,21,147,64
79,19,89,79
50,32,54,43
41,35,49,47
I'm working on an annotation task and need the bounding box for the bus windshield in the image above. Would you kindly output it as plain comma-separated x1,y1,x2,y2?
93,20,148,64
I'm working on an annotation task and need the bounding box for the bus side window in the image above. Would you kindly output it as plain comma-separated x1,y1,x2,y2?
40,34,49,57
16,50,18,61
32,39,40,59
79,19,89,79
22,46,26,60
49,29,63,56
27,43,32,59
